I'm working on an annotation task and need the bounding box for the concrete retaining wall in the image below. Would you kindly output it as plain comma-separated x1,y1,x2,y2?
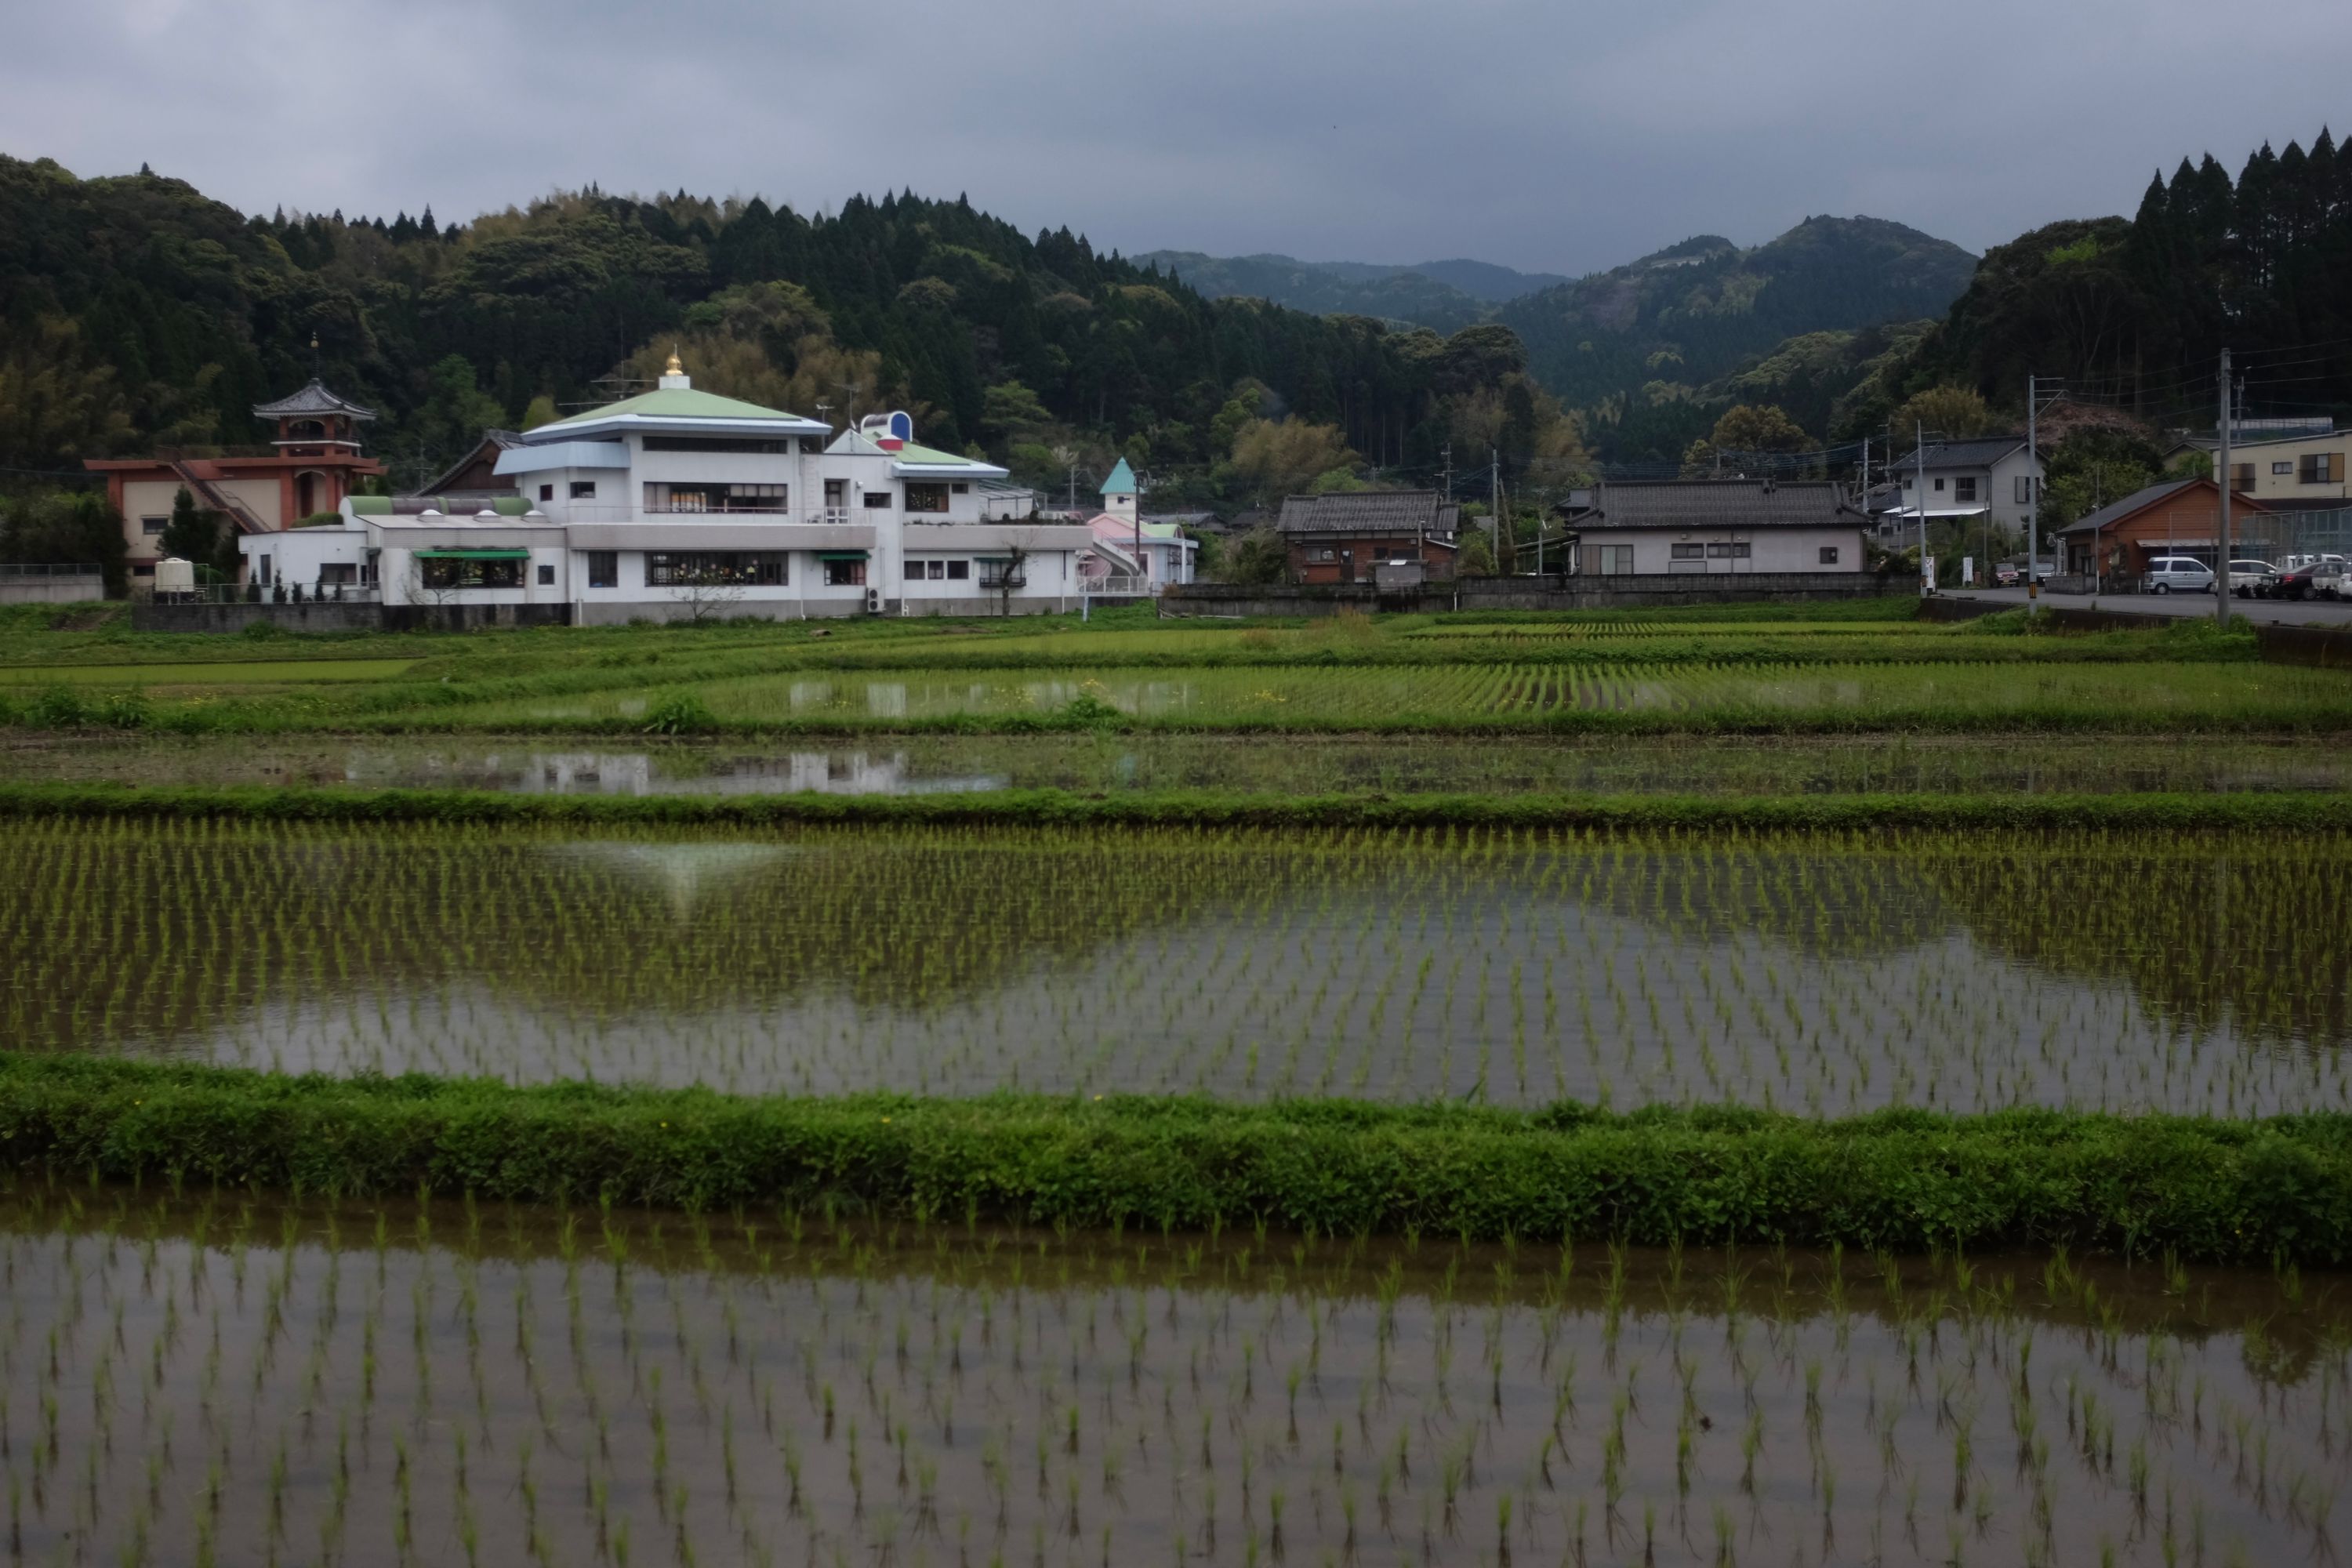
132,602,575,633
0,575,105,604
1164,573,1906,618
132,601,383,634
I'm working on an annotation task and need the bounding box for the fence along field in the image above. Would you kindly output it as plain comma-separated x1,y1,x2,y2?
5,1184,2343,1568
7,816,2348,1115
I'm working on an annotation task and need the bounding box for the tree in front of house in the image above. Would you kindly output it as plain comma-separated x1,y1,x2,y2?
158,485,237,582
2037,425,2165,532
1220,527,1289,586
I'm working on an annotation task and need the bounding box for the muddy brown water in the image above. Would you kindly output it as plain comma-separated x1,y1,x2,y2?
4,1185,2343,1568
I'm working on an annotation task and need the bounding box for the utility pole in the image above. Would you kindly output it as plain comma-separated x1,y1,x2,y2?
1490,448,1501,572
1916,421,1929,597
2216,347,2232,626
2026,376,2040,610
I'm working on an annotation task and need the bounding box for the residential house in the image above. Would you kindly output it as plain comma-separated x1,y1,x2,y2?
85,377,386,584
241,356,1098,619
1081,459,1196,588
2055,477,2273,581
1881,437,2042,541
422,430,523,494
1275,492,1458,584
1561,480,1865,574
2165,426,2351,503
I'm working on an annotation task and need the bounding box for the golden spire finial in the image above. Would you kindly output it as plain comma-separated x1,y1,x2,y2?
666,346,683,377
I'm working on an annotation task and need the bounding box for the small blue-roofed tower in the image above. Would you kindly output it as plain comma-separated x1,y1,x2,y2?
1099,458,1138,522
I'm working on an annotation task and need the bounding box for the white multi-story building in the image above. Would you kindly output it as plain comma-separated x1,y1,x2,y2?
244,357,1097,620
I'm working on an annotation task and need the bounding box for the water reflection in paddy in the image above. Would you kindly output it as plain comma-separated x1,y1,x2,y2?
5,1185,2343,1568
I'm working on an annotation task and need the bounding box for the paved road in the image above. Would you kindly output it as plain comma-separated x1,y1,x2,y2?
1940,586,2352,627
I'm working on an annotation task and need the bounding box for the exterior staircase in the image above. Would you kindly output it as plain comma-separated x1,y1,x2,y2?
169,460,271,535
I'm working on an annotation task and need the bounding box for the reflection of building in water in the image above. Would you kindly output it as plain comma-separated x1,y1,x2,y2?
522,751,1002,796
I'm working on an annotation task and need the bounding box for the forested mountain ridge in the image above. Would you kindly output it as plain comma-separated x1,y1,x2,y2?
0,155,1582,500
1497,217,1976,408
1131,250,1570,332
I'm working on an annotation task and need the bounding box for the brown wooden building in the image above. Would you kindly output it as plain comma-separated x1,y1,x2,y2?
1276,492,1458,584
2055,477,2273,580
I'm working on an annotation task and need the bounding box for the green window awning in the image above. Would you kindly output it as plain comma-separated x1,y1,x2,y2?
414,548,529,561
816,550,869,561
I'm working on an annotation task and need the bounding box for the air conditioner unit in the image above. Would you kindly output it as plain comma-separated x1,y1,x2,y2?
865,588,880,614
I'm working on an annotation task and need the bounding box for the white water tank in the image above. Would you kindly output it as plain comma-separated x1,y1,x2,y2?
153,557,195,596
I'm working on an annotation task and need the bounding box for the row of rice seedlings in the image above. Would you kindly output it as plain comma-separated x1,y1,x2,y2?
3,817,2347,1116
413,658,2352,733
0,1182,2342,1568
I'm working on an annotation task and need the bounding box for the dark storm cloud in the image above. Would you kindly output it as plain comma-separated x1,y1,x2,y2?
6,0,2350,273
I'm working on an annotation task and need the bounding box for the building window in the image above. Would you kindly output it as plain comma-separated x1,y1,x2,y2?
1705,542,1751,558
1311,547,1337,562
1933,477,1945,492
946,559,970,580
2273,461,2292,475
979,559,1025,589
569,481,597,499
904,483,950,514
318,563,357,585
536,563,555,586
539,484,555,502
646,551,787,586
1952,477,1976,503
2298,452,2345,484
140,516,167,537
585,551,618,590
1820,546,1841,565
1586,544,1634,575
951,482,969,494
2014,476,2035,504
862,492,892,510
419,557,522,590
642,482,788,514
2230,463,2255,492
906,559,948,581
1670,543,1704,560
823,557,867,586
640,436,793,454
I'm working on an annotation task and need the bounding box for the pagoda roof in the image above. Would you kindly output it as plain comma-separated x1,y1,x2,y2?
252,378,377,421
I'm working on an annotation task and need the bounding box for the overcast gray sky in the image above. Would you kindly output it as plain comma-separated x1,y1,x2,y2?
7,0,2350,276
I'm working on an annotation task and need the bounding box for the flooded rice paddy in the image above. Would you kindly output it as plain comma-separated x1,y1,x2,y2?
11,732,2352,797
6,818,2348,1114
4,1184,2343,1568
459,660,2350,728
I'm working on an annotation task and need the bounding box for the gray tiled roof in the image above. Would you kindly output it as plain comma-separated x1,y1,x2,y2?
252,378,377,420
1276,491,1459,535
1576,480,1862,530
1904,437,2027,470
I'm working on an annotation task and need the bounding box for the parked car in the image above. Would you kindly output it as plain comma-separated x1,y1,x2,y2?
2278,559,2347,601
2227,559,2282,598
2143,556,2216,594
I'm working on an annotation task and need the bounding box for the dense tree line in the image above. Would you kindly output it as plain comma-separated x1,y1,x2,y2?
1889,130,2352,427
0,158,1575,502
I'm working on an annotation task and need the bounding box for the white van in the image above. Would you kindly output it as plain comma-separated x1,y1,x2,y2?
2143,556,2214,594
